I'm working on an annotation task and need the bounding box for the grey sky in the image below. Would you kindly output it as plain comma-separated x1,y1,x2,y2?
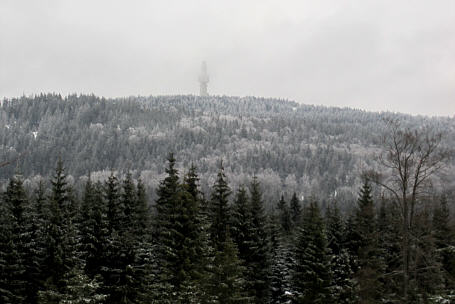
1,0,454,116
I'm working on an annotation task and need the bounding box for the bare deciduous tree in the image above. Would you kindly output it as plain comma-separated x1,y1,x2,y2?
0,152,26,169
366,118,452,302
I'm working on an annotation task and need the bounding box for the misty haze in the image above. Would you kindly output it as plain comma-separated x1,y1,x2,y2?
1,1,454,303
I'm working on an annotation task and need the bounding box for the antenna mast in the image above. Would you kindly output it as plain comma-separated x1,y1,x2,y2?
198,61,209,96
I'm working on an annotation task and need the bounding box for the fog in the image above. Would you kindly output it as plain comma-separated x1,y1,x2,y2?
1,0,454,116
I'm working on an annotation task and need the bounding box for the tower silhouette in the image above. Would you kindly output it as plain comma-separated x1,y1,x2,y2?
198,61,209,96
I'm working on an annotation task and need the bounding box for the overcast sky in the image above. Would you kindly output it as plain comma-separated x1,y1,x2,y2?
1,0,454,116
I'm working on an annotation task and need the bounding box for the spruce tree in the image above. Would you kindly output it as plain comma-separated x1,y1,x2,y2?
102,172,129,303
277,195,291,233
326,203,357,303
290,192,302,226
268,213,292,304
209,161,231,251
230,186,252,263
353,180,383,303
209,233,249,304
79,177,107,279
1,175,29,303
433,195,455,292
377,198,402,300
42,160,80,298
153,154,209,301
292,200,332,304
325,203,344,256
247,176,271,303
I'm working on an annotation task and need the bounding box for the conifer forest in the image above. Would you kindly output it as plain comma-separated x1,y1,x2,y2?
1,95,455,303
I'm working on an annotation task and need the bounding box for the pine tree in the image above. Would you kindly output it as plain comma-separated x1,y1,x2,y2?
292,200,332,304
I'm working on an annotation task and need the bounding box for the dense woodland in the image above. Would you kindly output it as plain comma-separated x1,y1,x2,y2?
0,153,454,303
1,94,455,303
1,94,454,209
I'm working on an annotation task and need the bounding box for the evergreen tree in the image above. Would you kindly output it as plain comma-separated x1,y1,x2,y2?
0,193,14,303
27,181,48,304
353,180,383,303
325,202,344,256
230,186,252,263
268,213,292,304
277,195,291,233
246,176,271,303
290,192,301,226
153,154,208,301
326,203,357,303
59,266,106,304
209,233,249,304
1,175,29,303
412,207,442,301
209,161,231,250
151,154,181,302
79,177,108,279
42,160,80,298
377,198,402,300
102,172,131,303
184,165,214,303
104,172,122,234
433,195,455,291
292,200,332,304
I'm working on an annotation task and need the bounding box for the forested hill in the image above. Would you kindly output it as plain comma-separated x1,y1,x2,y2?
1,93,454,206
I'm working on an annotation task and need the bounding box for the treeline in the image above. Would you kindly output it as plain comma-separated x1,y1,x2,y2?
2,94,454,207
1,155,454,303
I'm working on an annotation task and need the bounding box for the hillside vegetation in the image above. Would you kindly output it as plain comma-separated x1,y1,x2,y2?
1,94,454,206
